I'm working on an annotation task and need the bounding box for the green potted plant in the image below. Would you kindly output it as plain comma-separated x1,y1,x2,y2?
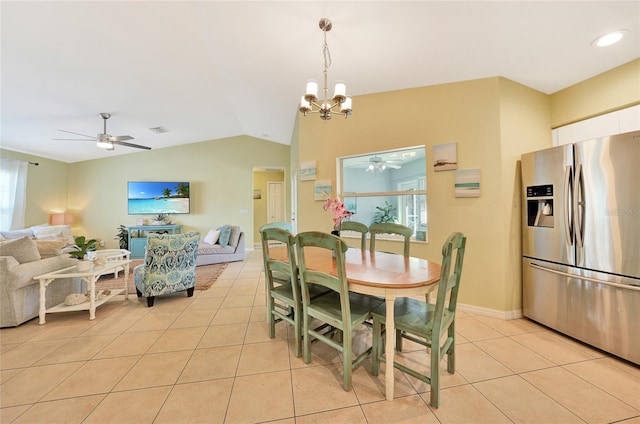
151,213,168,225
69,236,98,271
372,201,398,224
115,225,128,250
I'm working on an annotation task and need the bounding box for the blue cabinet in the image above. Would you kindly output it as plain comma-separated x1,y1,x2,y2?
127,225,182,259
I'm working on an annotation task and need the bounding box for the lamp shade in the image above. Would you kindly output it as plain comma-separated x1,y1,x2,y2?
50,213,74,225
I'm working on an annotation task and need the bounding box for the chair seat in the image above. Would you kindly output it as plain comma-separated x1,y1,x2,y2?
372,297,454,338
309,292,384,329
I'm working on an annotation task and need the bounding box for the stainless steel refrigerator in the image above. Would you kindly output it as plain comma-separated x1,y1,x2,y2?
521,130,639,364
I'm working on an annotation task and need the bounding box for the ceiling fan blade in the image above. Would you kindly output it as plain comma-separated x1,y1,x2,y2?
57,129,96,139
108,135,134,142
53,138,95,141
111,140,151,150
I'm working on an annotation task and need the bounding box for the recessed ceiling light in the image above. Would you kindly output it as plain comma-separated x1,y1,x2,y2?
592,29,628,47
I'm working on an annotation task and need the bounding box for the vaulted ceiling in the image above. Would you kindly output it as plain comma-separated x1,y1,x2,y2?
2,1,638,163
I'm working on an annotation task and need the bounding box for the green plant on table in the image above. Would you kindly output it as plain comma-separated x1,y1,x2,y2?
152,213,168,222
68,236,98,260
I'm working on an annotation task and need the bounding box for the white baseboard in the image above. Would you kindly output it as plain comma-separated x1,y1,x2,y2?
458,303,523,320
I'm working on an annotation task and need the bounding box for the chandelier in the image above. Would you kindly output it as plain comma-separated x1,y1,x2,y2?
299,18,352,121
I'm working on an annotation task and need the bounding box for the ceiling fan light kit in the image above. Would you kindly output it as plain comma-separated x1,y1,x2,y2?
54,113,151,151
299,18,353,121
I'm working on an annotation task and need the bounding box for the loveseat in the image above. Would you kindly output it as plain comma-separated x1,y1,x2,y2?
0,235,80,327
196,225,245,266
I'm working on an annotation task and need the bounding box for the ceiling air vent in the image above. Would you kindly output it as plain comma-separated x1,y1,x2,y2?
149,126,168,134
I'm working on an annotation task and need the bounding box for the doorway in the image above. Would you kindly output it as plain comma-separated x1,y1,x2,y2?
252,168,286,248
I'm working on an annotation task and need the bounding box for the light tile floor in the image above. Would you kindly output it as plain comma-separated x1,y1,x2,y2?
1,250,639,424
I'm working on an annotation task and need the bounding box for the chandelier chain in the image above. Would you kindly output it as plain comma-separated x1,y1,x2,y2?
322,28,332,71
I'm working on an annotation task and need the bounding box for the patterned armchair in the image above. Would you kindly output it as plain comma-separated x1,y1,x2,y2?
133,232,200,307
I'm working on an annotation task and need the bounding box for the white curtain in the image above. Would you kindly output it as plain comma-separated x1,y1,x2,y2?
0,158,28,231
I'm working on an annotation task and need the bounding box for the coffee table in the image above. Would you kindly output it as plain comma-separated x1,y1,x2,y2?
34,259,131,324
92,249,131,278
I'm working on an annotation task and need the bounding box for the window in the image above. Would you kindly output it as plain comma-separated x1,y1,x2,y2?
0,158,28,231
338,146,427,241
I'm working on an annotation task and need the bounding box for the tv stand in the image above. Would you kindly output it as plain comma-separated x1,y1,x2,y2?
127,224,182,259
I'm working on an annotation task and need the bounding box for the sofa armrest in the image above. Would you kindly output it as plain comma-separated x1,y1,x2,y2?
0,256,20,273
235,232,245,253
1,255,77,291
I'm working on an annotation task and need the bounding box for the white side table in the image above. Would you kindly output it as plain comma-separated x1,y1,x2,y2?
93,249,131,279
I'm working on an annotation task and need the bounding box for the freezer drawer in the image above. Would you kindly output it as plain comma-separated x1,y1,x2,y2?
523,258,640,365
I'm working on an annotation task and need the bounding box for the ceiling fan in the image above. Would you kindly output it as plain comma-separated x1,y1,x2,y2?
365,156,402,172
54,113,151,151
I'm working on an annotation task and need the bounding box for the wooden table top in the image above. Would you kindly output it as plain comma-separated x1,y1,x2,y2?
270,246,441,289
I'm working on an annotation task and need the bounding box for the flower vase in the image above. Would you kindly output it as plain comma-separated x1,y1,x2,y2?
330,230,340,258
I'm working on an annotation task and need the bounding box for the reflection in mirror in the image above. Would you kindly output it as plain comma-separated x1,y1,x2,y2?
339,146,428,240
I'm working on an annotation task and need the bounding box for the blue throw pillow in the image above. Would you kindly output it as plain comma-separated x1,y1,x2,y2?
217,225,232,247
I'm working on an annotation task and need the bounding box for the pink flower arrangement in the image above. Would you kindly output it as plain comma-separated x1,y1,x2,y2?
323,197,353,229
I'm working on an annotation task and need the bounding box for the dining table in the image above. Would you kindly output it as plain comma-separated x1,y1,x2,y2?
271,245,441,400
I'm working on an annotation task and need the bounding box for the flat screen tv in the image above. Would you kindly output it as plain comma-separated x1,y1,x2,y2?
128,181,190,215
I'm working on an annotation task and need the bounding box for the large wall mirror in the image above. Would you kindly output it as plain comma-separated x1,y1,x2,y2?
339,146,428,241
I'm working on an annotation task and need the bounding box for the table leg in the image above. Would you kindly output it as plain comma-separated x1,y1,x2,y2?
385,293,396,401
38,279,51,324
88,276,96,320
123,262,129,300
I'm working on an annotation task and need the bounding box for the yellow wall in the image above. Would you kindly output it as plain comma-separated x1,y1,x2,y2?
0,149,69,227
550,59,640,127
297,77,550,314
252,170,285,245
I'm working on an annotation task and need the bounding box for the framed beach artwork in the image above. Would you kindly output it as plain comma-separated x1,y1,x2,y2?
433,142,458,171
300,161,317,181
314,180,332,200
253,189,262,200
343,193,357,214
454,169,481,197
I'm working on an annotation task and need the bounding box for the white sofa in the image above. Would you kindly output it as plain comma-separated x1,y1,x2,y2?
0,235,80,327
196,225,245,266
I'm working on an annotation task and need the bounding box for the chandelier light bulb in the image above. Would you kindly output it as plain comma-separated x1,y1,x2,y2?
340,97,353,115
333,81,346,103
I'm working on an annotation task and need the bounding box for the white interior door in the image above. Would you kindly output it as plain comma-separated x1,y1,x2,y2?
267,182,284,224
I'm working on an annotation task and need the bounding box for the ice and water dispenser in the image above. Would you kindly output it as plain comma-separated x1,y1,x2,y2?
526,184,554,227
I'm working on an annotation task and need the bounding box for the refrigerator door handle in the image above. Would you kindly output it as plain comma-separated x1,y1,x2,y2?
564,165,574,246
529,263,640,292
575,163,585,249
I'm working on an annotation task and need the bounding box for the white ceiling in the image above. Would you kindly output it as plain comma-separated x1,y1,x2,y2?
2,1,638,163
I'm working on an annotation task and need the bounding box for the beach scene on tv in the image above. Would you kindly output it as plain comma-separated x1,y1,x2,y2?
128,181,190,214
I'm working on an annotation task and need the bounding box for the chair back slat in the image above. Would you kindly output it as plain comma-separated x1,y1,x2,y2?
432,232,466,336
369,222,413,257
260,227,297,291
260,221,293,233
295,231,349,304
339,221,368,251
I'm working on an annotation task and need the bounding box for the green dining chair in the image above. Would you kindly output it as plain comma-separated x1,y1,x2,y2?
295,231,384,390
371,232,467,408
260,227,305,357
339,220,369,251
260,221,294,233
369,222,413,257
